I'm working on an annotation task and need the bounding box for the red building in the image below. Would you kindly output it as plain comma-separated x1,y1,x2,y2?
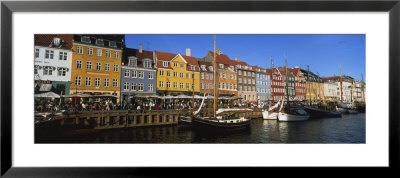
289,67,306,101
198,61,214,95
270,68,284,103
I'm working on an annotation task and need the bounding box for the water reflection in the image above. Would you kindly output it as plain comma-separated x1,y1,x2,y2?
36,113,365,144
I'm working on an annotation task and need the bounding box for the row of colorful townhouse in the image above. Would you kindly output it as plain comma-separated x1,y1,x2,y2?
34,34,366,105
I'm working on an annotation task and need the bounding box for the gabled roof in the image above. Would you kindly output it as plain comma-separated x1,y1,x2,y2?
155,51,200,72
73,34,124,49
34,34,74,50
122,48,155,69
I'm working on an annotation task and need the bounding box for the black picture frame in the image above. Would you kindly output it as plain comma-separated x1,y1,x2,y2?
1,0,399,177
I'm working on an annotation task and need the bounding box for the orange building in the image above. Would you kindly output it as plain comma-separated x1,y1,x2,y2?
70,35,124,102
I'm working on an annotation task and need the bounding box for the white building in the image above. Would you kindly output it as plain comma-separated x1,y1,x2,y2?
34,35,73,94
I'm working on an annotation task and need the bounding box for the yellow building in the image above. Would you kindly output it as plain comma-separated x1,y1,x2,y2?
70,35,124,102
155,50,200,95
302,69,325,103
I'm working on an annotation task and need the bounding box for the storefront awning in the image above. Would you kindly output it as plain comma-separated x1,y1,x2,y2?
39,84,52,91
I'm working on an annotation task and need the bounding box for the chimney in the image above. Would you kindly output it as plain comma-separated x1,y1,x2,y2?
186,48,191,56
295,66,299,68
139,44,143,53
235,57,239,61
216,48,222,55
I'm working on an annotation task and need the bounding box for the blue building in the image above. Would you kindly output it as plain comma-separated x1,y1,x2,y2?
120,45,157,105
255,66,271,106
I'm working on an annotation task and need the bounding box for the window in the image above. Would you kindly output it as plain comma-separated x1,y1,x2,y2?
162,61,169,67
174,63,178,67
129,58,137,67
180,63,184,68
96,49,102,56
113,64,119,72
148,72,154,79
85,77,91,86
186,73,190,79
57,67,67,76
86,62,92,70
209,66,213,71
173,82,177,88
96,39,104,46
144,60,152,68
59,52,67,60
105,64,110,71
186,83,190,89
76,46,83,54
191,65,196,71
124,82,129,90
95,78,100,87
45,50,54,59
138,84,144,91
35,49,39,58
75,76,81,86
112,79,118,87
76,60,82,69
219,64,224,69
180,82,184,89
96,62,101,71
124,70,130,78
114,51,119,58
243,71,247,76
159,81,164,88
173,72,177,77
167,71,171,77
87,48,93,55
180,72,184,78
43,66,53,75
81,36,91,43
109,41,117,48
131,83,137,91
166,82,171,88
104,78,109,87
210,75,213,80
34,65,38,74
105,50,111,58
132,70,137,78
201,73,204,79
138,71,144,79
148,84,153,92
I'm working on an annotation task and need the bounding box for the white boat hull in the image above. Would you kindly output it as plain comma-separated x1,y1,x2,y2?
262,111,278,120
278,112,309,121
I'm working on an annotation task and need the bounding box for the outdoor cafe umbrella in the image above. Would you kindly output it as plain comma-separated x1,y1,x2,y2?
34,91,60,98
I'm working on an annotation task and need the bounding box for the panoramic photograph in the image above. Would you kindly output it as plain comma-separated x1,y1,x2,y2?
34,34,366,143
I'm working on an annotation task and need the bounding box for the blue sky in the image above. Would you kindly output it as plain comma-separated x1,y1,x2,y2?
125,34,365,81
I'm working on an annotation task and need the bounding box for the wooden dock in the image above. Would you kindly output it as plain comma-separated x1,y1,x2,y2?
35,109,263,130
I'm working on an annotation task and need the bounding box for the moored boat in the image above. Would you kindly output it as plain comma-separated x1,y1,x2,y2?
191,34,251,132
262,100,280,120
278,107,309,121
303,106,342,118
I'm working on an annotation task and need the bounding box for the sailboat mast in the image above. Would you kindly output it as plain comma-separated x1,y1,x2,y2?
285,59,289,104
192,67,195,116
307,65,311,106
271,56,274,103
340,62,343,103
213,35,217,118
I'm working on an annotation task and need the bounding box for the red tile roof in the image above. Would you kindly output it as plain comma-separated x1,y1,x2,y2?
155,51,200,71
34,34,73,49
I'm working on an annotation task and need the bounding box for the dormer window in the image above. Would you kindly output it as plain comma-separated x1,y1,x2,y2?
237,64,242,68
96,39,104,46
201,65,206,71
128,57,137,67
219,64,224,69
144,59,152,68
191,65,196,71
162,61,169,67
81,36,91,43
209,66,213,71
109,41,117,48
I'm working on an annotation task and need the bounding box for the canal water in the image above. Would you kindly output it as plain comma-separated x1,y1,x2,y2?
35,113,365,143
